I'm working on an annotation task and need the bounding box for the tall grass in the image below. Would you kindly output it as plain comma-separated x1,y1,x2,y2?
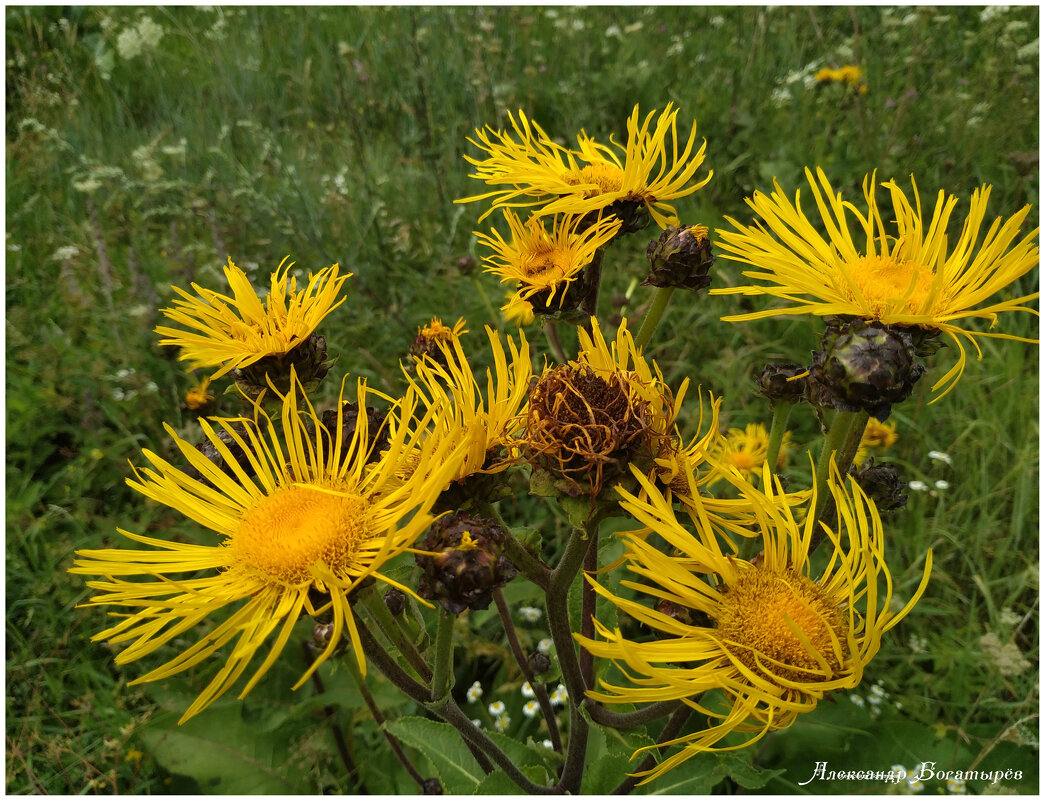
6,5,1038,794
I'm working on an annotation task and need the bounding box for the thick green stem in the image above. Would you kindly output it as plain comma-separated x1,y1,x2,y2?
633,286,675,350
430,610,456,703
765,399,795,479
554,697,589,794
544,320,568,363
586,699,681,730
811,409,870,541
546,525,596,703
359,586,432,683
580,248,607,325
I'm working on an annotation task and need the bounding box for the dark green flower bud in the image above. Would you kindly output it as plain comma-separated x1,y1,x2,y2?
456,255,478,276
528,651,553,676
421,778,444,795
233,333,334,400
850,458,908,512
809,320,926,420
756,362,808,404
186,421,256,484
320,401,390,466
643,224,714,291
384,588,406,616
415,513,518,615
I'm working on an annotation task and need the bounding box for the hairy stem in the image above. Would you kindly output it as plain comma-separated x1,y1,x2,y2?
633,286,675,350
359,586,432,683
430,609,456,703
587,699,681,730
493,588,563,753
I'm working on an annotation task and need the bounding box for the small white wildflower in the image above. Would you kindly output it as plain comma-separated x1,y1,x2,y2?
908,633,928,653
604,24,622,38
115,368,135,379
50,245,80,262
541,739,554,749
111,388,126,401
709,15,725,27
518,606,542,623
850,694,866,708
1003,19,1028,35
550,684,568,706
978,630,1032,677
116,27,143,60
934,480,950,490
488,700,505,716
521,682,535,699
1017,38,1039,60
522,700,540,719
946,776,967,794
466,681,483,703
998,607,1021,629
471,718,481,728
623,21,644,34
927,450,952,465
74,177,102,194
907,768,924,791
891,764,907,780
908,480,928,492
143,381,158,394
869,683,887,702
770,86,792,108
571,18,586,32
980,6,1011,23
537,638,553,654
137,16,164,49
494,714,511,732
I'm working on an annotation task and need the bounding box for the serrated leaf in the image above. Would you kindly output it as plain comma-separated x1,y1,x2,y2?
137,702,312,793
384,716,484,794
475,771,521,795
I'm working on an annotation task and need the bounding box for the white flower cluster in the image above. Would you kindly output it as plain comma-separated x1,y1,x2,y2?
116,16,165,61
518,605,542,623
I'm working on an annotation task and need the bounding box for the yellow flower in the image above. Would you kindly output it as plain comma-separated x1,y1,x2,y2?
523,318,679,495
70,373,465,723
405,325,533,483
502,293,536,327
459,103,712,229
184,375,214,411
475,211,621,311
854,417,898,465
418,316,468,343
712,422,791,478
577,464,932,784
815,65,864,86
156,258,349,380
713,168,1039,398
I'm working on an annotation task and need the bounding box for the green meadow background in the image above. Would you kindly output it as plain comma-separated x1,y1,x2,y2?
6,5,1038,794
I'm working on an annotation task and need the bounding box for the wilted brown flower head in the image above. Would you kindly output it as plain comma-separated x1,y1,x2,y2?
415,513,518,614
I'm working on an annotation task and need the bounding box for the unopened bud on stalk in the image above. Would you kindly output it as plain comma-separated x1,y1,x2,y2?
756,362,808,404
319,401,390,466
528,651,553,676
455,255,478,276
384,588,406,616
809,319,925,420
850,458,909,512
643,224,714,290
186,421,255,484
415,513,518,614
421,778,444,795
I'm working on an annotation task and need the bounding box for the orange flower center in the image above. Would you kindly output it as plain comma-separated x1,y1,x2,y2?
563,162,625,198
725,450,760,473
520,242,575,284
843,255,936,317
229,485,368,583
716,568,848,682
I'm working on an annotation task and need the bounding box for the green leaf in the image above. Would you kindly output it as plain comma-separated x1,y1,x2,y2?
384,716,484,794
136,700,313,794
475,771,521,795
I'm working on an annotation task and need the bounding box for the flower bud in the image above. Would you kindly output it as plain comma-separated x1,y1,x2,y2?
850,458,909,512
384,588,406,616
528,651,553,677
809,319,926,420
415,513,518,615
422,778,444,795
319,401,390,467
643,224,714,291
756,362,808,404
185,421,255,484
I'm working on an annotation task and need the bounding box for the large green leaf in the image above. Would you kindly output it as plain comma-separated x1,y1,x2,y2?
384,716,485,794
